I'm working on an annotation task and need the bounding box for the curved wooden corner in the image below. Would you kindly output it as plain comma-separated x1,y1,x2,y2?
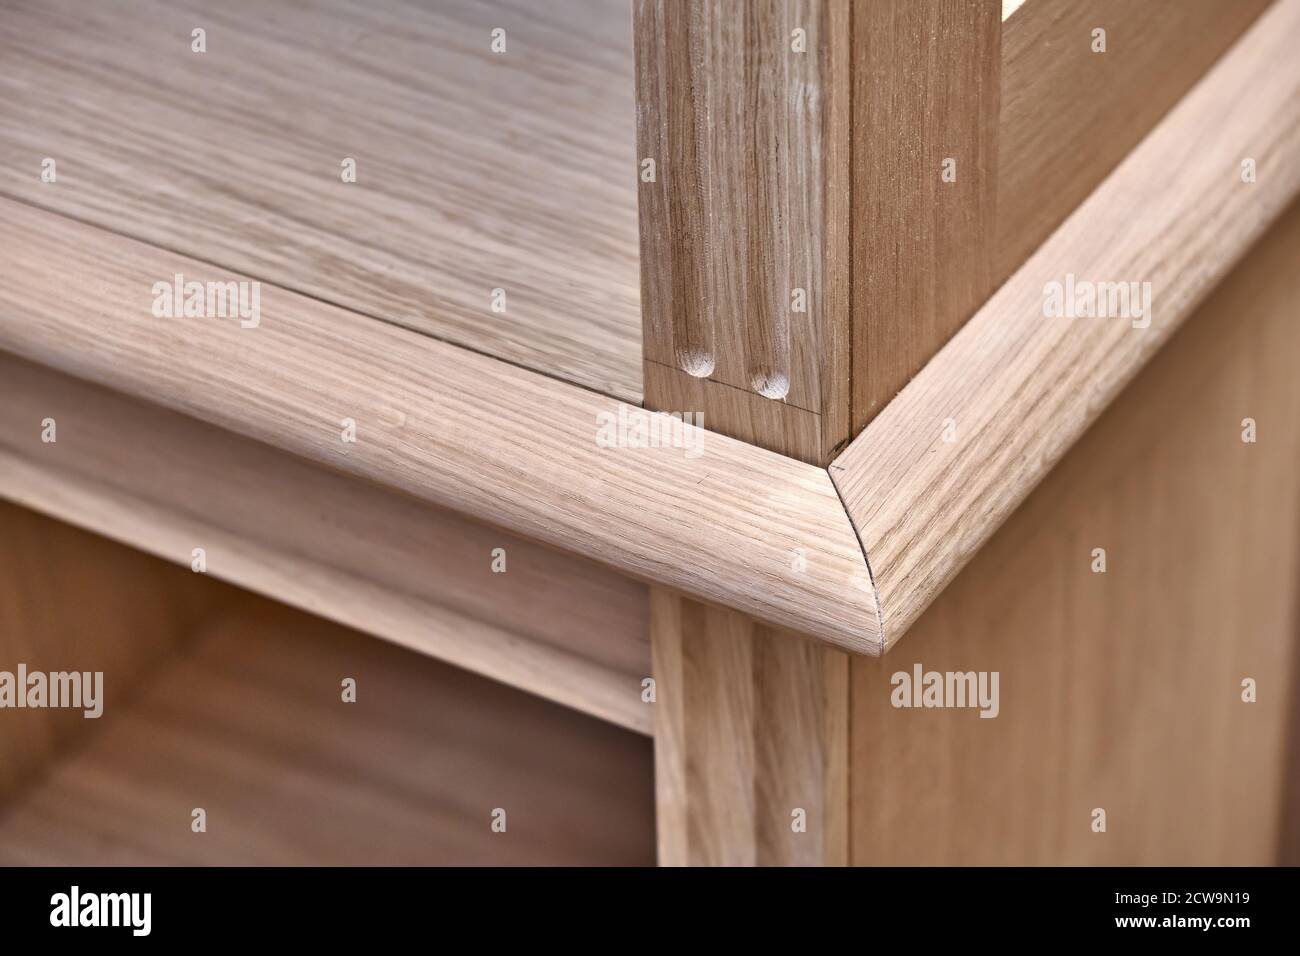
0,198,882,655
830,0,1300,651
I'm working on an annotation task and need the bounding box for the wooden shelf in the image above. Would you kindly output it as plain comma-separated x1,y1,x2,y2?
0,584,654,866
2,0,1299,871
0,0,642,400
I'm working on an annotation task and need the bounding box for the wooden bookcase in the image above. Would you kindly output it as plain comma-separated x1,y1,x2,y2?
1,0,1298,865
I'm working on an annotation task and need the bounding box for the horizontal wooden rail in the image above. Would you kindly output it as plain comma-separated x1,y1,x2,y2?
0,198,880,654
0,356,653,732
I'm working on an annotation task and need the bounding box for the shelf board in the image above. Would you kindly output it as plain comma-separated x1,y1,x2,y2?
0,598,654,866
0,0,642,400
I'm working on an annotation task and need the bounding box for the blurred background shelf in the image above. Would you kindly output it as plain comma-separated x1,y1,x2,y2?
0,505,654,866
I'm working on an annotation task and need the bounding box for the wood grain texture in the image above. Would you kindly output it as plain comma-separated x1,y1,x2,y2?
851,0,1001,428
642,360,826,465
652,590,847,866
0,596,654,866
0,502,221,801
636,0,851,463
849,195,1300,865
0,199,881,654
832,0,1300,650
0,0,642,401
997,0,1273,287
0,356,652,733
637,0,1000,461
639,0,1269,453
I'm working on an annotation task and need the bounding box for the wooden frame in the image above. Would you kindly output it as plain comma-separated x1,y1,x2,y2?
834,2,1300,644
1,0,1298,867
6,0,1293,658
633,0,1300,867
634,0,853,464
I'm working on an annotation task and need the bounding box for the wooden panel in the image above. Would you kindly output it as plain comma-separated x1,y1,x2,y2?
652,590,847,865
0,199,881,654
851,0,1001,428
635,0,852,463
833,0,1300,649
0,595,654,866
0,357,651,732
0,503,220,800
997,0,1272,287
849,195,1300,865
0,0,642,400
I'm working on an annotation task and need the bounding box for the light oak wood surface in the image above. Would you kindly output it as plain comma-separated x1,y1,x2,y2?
2,0,1291,670
636,0,1000,462
636,0,1266,460
635,0,852,462
2,0,1297,872
997,0,1273,287
833,0,1300,649
0,356,652,733
0,199,881,654
655,197,1300,867
0,0,643,400
651,590,847,866
851,0,1001,429
0,594,655,866
849,194,1300,865
0,502,221,801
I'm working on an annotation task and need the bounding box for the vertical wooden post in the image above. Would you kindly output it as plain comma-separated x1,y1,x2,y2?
651,590,848,866
634,0,851,464
636,0,1001,866
635,0,1000,462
